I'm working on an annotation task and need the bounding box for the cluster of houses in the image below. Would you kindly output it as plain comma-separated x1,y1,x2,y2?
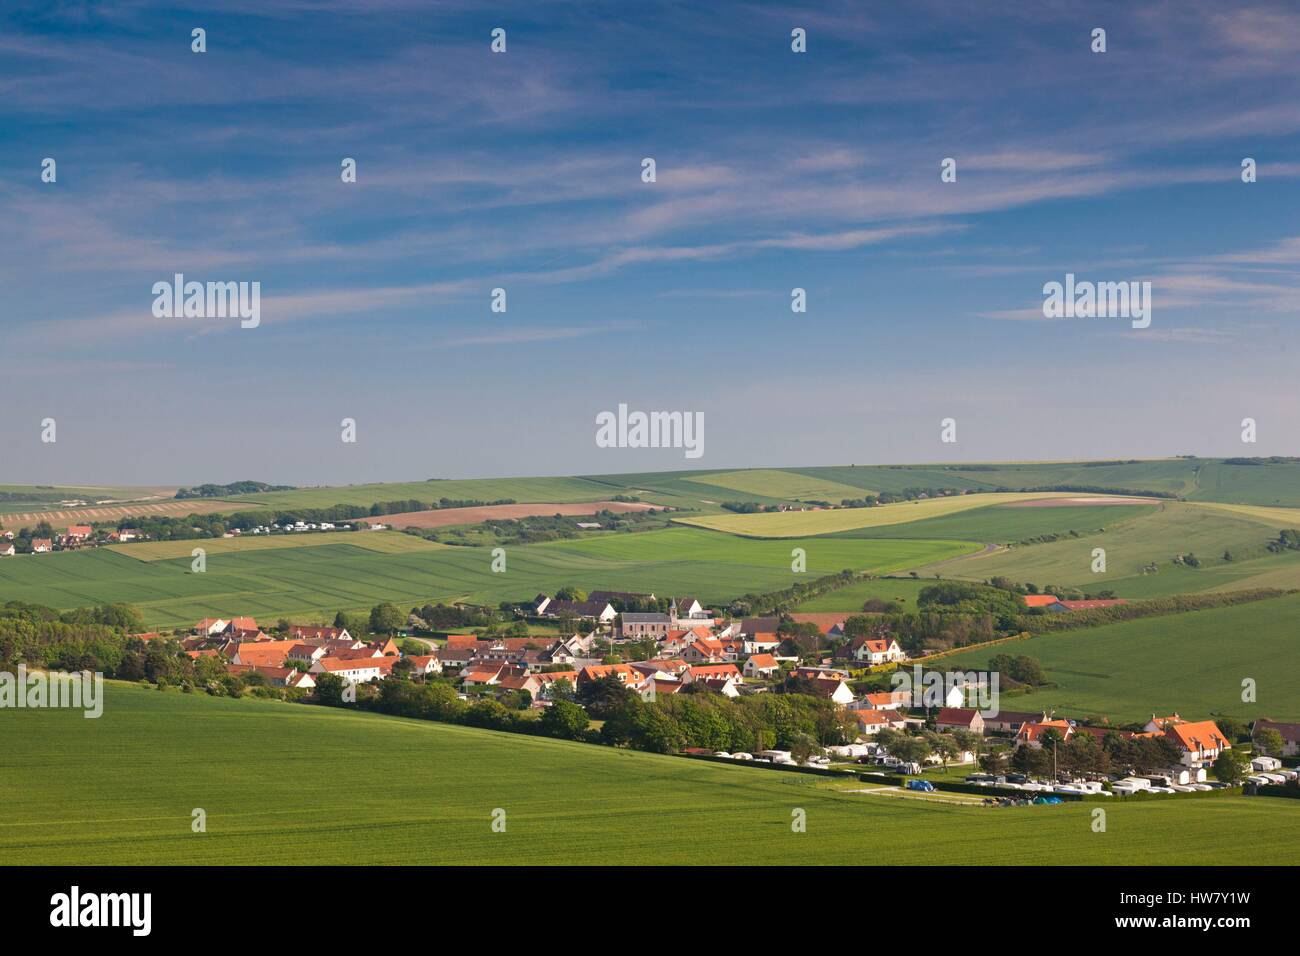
931,707,1235,766
162,595,911,709
0,518,362,558
158,616,427,690
147,593,1299,790
0,524,144,556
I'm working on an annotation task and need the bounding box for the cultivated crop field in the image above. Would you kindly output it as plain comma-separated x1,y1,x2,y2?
359,499,659,530
108,530,445,561
0,527,977,628
827,502,1158,542
674,493,1083,537
2,684,1296,865
682,469,873,502
224,476,627,511
938,592,1300,722
931,501,1298,597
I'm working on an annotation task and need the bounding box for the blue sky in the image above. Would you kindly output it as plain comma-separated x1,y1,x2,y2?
2,0,1298,485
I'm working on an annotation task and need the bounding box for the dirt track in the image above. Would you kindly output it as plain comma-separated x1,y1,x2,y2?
355,500,660,529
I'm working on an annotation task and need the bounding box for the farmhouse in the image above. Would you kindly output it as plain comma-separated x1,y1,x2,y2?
856,690,909,710
1015,719,1075,748
1056,599,1127,611
682,663,742,685
1161,719,1230,766
532,671,579,697
804,676,855,706
682,637,727,663
30,538,52,553
229,640,301,668
0,541,14,557
1022,594,1062,609
404,654,442,676
935,708,985,734
544,599,617,623
742,653,780,678
577,663,643,687
669,597,707,621
982,710,1046,736
310,656,397,682
853,709,907,736
742,632,782,655
289,624,352,642
843,634,905,665
64,525,93,543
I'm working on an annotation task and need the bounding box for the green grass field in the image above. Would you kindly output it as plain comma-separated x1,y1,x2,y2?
108,530,444,561
674,493,1082,537
938,592,1300,722
790,577,936,611
932,501,1297,597
2,684,1296,865
828,502,1158,542
0,527,977,628
682,469,873,502
224,476,625,511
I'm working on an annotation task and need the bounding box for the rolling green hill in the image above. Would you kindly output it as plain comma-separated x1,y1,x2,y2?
2,683,1296,865
938,592,1300,722
0,527,976,628
929,501,1300,597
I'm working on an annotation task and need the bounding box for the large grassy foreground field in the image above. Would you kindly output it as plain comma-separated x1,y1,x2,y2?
2,685,1297,865
938,592,1300,722
0,527,977,628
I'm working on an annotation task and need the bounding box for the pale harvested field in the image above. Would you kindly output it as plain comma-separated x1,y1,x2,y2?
355,500,660,529
1002,495,1161,508
0,498,238,527
673,492,1084,538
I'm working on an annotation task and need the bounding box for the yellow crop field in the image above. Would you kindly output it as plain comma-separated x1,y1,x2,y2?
1191,501,1300,528
672,492,1083,538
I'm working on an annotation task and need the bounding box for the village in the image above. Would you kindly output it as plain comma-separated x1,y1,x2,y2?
153,586,1300,803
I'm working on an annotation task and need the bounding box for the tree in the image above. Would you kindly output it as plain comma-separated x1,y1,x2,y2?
930,733,961,769
952,729,982,761
577,675,632,719
1216,715,1247,742
539,700,589,739
314,672,347,706
1212,749,1250,785
1254,728,1285,757
369,602,405,635
890,735,931,769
